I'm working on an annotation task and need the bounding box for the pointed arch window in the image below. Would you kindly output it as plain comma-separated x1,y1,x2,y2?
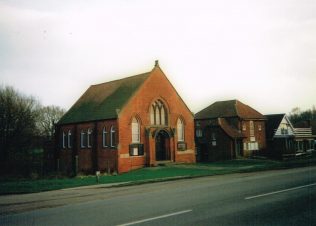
150,106,155,124
62,131,66,149
177,118,184,142
110,126,116,148
87,129,92,148
150,100,168,126
80,130,86,148
102,127,108,148
132,117,140,143
67,130,72,148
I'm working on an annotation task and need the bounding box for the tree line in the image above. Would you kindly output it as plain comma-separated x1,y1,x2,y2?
288,106,316,125
0,86,65,177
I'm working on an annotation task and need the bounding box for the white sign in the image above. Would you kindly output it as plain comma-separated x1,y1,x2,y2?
133,147,138,156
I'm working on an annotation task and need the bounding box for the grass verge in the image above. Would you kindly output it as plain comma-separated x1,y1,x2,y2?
1,157,316,195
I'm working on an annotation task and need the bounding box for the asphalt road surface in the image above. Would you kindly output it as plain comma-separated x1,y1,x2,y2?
0,166,315,226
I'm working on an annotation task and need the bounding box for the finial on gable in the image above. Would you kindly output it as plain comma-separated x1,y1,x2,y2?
155,60,159,67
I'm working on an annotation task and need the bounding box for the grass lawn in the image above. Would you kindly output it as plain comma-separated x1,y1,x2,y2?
1,157,316,195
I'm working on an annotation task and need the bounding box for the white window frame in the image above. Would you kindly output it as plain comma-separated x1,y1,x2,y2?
177,118,184,142
196,128,203,138
67,130,72,148
242,123,246,131
80,130,86,148
211,132,216,146
150,105,155,125
132,118,140,143
102,127,108,148
110,126,116,148
87,129,92,148
150,100,168,126
62,131,66,149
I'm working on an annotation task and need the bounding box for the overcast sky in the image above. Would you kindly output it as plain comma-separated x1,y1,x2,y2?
1,0,315,114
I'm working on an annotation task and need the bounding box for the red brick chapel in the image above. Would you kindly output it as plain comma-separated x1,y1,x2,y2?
56,61,196,175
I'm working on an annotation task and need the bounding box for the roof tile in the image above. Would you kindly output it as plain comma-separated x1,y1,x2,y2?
58,72,150,124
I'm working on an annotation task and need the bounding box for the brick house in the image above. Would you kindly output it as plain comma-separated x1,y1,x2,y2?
55,61,195,175
194,100,266,162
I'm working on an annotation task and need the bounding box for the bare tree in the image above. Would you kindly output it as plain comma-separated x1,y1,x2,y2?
36,106,65,138
0,86,39,170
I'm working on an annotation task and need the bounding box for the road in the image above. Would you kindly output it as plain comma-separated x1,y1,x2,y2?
0,166,315,226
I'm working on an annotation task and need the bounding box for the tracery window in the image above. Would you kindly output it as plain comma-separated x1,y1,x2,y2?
150,100,168,125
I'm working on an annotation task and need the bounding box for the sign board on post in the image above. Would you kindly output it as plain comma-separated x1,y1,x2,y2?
96,171,100,183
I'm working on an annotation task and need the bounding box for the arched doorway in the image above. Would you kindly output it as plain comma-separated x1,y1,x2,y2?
155,130,170,161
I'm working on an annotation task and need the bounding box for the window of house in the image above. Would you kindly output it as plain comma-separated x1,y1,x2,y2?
211,132,216,146
80,130,86,148
87,129,92,148
296,141,303,151
150,106,155,125
102,127,108,148
62,131,66,149
280,124,288,135
258,125,262,131
242,123,246,131
132,117,140,143
150,100,168,126
196,128,203,138
250,121,254,137
67,130,72,148
177,118,184,142
248,142,259,151
110,126,116,148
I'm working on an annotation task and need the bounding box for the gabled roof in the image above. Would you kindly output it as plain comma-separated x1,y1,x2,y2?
58,72,150,124
265,114,285,140
218,118,244,139
195,99,265,120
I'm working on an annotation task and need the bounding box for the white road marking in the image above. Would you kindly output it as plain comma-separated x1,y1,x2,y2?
117,209,192,226
245,182,316,200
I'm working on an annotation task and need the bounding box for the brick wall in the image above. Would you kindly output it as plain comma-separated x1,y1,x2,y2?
200,125,235,161
241,120,266,156
117,66,196,173
57,66,196,174
58,120,118,174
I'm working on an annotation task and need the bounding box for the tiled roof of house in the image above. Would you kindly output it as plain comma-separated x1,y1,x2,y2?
218,118,244,138
195,100,265,120
265,114,285,140
58,72,150,124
